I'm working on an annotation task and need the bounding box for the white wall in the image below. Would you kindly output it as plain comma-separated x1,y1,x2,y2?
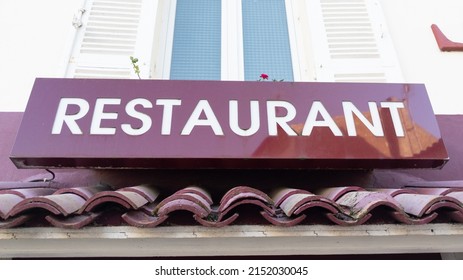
380,0,463,114
0,0,80,112
1,0,462,114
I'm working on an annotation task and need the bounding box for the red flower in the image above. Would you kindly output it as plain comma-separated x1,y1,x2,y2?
260,73,269,80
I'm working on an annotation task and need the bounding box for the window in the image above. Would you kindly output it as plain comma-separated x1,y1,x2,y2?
242,0,294,81
154,0,306,81
169,0,221,80
64,0,403,83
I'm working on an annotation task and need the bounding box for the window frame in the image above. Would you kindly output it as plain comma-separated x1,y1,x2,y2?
152,0,308,81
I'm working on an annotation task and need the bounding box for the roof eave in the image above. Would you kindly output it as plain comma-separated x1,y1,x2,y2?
0,223,462,258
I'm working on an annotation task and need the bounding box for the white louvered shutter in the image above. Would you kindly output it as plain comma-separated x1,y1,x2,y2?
307,0,403,82
64,0,157,79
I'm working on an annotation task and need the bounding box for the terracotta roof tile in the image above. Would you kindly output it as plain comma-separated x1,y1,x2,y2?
389,211,438,225
45,212,102,229
393,193,462,217
406,187,463,196
0,182,59,190
367,188,417,197
156,192,211,214
448,211,463,223
219,186,272,211
271,188,311,207
175,186,213,205
279,192,337,216
0,182,463,229
0,215,31,229
260,211,307,227
312,186,363,201
122,210,168,228
194,212,239,227
327,212,372,226
336,191,403,219
54,185,112,200
0,188,55,198
219,198,275,220
4,113,462,231
0,194,23,219
157,199,210,218
119,185,159,203
8,193,86,217
447,191,463,202
79,190,148,213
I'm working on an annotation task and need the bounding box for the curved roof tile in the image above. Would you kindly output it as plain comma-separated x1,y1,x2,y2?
8,193,86,217
0,183,463,228
0,188,55,198
394,193,462,217
0,215,31,229
175,186,213,205
446,191,463,203
54,185,112,200
271,188,312,207
0,194,23,219
79,191,148,213
313,186,364,201
219,186,272,213
389,211,438,225
119,185,159,203
194,213,239,227
155,193,211,215
279,193,337,216
260,211,307,227
45,212,101,229
326,212,372,226
336,191,404,219
218,199,275,221
157,199,210,218
122,211,168,228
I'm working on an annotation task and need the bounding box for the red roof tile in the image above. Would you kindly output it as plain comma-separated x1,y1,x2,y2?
1,113,463,230
122,210,168,228
45,212,102,229
9,193,86,217
0,215,31,229
0,183,461,229
54,185,112,200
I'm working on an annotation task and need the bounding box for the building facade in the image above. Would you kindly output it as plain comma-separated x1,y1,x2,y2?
0,0,463,258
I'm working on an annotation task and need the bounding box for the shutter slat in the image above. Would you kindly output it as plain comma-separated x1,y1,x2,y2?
308,0,403,82
85,27,138,34
65,0,157,79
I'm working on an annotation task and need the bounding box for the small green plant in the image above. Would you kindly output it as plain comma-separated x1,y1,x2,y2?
130,56,141,79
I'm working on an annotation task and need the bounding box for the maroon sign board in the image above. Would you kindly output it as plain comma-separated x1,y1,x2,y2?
10,78,448,169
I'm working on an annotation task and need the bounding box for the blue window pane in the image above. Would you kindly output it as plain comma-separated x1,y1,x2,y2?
170,0,221,80
242,0,293,81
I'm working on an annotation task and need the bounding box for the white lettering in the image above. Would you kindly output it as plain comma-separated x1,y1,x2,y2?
343,101,384,137
156,99,182,135
90,98,121,135
52,97,406,139
229,100,260,136
181,100,224,135
302,101,343,136
380,102,405,137
52,98,90,135
267,101,297,136
121,98,153,136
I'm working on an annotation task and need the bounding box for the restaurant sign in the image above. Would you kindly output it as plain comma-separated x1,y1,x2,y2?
11,78,448,169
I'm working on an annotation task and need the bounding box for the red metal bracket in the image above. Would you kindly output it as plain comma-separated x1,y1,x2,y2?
431,24,463,51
